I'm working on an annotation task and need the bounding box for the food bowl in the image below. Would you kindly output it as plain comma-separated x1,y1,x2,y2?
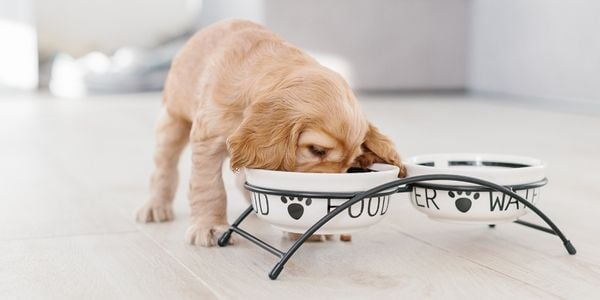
404,153,547,223
245,163,400,234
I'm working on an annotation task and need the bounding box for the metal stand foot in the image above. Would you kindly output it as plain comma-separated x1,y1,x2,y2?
269,262,284,280
564,240,577,255
218,206,254,247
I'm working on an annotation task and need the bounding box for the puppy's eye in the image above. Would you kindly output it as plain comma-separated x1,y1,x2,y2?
308,145,328,157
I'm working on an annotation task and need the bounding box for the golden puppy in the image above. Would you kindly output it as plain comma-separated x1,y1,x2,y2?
136,19,404,246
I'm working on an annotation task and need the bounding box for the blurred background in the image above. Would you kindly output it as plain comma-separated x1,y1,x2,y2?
2,0,599,107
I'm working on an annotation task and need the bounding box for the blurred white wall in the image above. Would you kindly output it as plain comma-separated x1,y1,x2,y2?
32,0,470,92
198,0,469,91
469,0,600,104
0,0,38,90
195,0,264,28
34,0,199,59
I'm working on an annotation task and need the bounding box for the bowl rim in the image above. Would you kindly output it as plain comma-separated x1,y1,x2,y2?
245,163,398,177
404,153,546,173
244,163,400,193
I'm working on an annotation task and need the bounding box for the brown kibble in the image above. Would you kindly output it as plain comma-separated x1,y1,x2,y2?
288,232,326,242
340,234,352,242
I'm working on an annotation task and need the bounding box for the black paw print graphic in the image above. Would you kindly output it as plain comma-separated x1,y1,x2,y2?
281,196,312,220
448,191,480,213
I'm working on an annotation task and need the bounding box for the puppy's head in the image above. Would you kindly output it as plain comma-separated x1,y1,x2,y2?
228,67,405,176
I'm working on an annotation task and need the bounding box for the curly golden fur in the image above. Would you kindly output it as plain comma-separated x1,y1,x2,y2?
136,19,405,246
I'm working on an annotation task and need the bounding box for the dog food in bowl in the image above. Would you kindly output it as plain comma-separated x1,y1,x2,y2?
245,163,399,234
404,154,546,223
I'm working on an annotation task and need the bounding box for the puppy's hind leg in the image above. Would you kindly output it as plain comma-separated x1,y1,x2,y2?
137,109,191,223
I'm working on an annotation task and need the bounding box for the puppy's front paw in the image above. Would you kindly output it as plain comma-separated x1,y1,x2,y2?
185,223,231,247
136,203,174,223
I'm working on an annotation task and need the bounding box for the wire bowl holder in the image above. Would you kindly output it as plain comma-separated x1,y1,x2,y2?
218,174,576,280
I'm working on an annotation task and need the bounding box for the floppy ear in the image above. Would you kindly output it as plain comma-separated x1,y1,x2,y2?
354,123,406,177
227,100,303,171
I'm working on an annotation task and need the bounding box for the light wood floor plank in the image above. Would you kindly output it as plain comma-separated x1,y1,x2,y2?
0,232,217,299
133,202,558,299
388,198,600,299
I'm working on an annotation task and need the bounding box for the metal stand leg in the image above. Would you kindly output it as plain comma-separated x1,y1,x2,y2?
218,205,254,247
514,219,555,234
513,219,576,254
506,199,577,255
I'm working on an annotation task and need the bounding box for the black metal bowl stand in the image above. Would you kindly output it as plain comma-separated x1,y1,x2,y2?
218,174,576,280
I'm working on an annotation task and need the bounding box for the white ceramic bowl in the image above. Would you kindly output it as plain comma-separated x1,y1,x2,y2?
404,153,546,223
245,163,400,234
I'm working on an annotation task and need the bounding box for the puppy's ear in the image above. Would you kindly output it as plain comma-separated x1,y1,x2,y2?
227,101,303,172
354,123,406,177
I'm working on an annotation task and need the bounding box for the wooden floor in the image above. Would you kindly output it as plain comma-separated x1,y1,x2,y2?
1,92,599,299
